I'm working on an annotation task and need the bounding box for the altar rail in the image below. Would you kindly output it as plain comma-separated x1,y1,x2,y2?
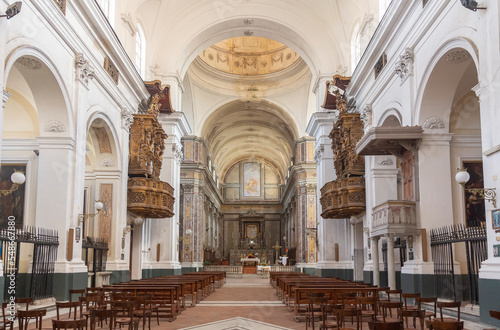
204,265,242,273
203,265,296,273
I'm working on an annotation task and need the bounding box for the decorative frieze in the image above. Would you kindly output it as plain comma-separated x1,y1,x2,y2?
377,157,394,166
104,57,120,84
121,109,134,131
423,116,445,129
360,104,373,127
17,57,42,70
44,120,66,133
75,54,95,87
444,50,471,64
394,48,414,81
99,158,116,167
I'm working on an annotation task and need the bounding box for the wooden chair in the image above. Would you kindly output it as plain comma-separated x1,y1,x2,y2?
52,319,87,330
398,309,425,330
81,295,105,324
56,301,81,321
1,303,14,330
416,297,437,321
18,310,46,330
306,293,327,330
387,290,403,302
402,293,420,311
341,292,358,310
89,309,114,330
378,301,403,321
377,288,391,309
68,289,85,319
368,320,404,329
425,319,463,330
356,296,378,323
15,298,32,311
436,301,461,322
334,308,361,330
112,301,140,330
319,304,341,330
131,295,151,330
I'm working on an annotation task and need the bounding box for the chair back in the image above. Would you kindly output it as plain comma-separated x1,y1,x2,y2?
402,293,420,310
336,308,361,330
14,298,32,311
89,309,114,330
379,301,402,321
56,301,81,321
52,319,87,330
69,289,85,302
18,309,46,330
398,309,425,330
368,320,404,329
356,296,377,312
386,290,402,302
2,302,14,326
426,319,463,330
437,301,461,322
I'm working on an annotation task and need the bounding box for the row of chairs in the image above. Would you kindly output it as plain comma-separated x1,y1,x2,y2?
305,291,464,330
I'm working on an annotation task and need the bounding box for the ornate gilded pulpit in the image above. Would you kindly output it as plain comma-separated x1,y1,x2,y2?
320,76,366,218
127,81,175,218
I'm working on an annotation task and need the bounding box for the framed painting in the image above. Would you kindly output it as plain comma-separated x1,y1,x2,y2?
243,163,261,197
246,224,258,239
0,164,26,229
492,209,500,230
463,161,485,227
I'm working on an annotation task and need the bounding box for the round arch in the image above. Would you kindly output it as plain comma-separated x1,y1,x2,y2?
415,38,479,127
4,47,74,137
85,111,122,170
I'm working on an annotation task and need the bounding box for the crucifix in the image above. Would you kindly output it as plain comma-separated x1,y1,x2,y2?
273,241,282,264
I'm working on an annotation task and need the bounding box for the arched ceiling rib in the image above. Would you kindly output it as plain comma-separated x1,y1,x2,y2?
201,99,297,181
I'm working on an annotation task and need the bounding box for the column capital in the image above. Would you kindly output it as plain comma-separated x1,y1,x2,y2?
385,233,395,240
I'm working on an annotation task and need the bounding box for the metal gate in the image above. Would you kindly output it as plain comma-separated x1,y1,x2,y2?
82,237,108,287
0,226,59,300
430,224,487,304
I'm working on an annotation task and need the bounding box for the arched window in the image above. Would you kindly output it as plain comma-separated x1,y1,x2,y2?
351,24,361,73
135,24,146,78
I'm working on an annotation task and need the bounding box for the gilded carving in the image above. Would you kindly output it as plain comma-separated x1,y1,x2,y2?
127,84,174,218
104,57,120,84
320,82,366,219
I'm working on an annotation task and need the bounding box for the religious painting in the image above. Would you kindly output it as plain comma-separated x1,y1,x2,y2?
0,164,26,229
463,161,485,227
243,163,261,197
246,224,258,239
492,209,500,230
494,244,500,258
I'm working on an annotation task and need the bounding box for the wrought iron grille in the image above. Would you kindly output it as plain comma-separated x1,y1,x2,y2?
430,224,487,304
82,237,109,287
0,226,59,300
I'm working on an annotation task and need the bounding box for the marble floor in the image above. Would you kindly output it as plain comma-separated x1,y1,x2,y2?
19,276,498,329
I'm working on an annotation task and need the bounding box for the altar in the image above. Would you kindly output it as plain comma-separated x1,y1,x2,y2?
240,257,260,265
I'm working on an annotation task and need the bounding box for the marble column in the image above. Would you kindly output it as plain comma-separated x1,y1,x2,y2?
372,236,380,286
386,234,396,289
150,112,191,275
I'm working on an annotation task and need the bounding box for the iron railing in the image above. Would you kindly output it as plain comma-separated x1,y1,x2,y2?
0,226,59,300
430,224,487,304
82,237,108,287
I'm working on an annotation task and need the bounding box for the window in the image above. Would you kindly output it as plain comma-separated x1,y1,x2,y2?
135,24,146,78
351,24,361,73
